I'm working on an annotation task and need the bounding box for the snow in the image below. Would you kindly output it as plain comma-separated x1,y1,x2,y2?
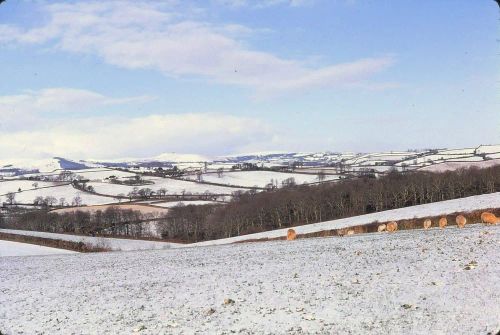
476,144,500,155
0,224,498,334
153,152,210,162
0,229,178,251
88,178,247,196
0,184,117,206
192,192,500,246
51,203,169,215
184,171,338,188
0,158,61,173
150,200,222,208
73,168,137,181
0,240,77,257
436,148,476,155
0,180,57,195
419,159,500,172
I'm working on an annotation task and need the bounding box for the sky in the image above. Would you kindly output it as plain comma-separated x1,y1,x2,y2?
0,0,498,161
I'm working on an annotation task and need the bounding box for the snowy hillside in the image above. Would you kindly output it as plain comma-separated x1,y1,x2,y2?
5,192,499,250
0,240,77,257
2,144,499,177
0,229,178,251
1,224,498,334
192,192,500,246
183,170,338,188
1,144,499,211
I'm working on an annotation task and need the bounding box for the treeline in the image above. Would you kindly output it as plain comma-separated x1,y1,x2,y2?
3,206,159,238
158,166,500,242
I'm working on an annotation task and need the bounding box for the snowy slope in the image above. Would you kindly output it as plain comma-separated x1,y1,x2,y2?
0,180,57,195
0,184,117,206
0,224,498,334
87,178,247,197
0,240,77,257
150,200,221,208
419,158,500,172
0,229,178,251
184,170,338,188
192,192,500,246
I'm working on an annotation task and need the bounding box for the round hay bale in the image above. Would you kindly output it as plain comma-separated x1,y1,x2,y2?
377,224,386,232
386,221,398,232
481,212,498,225
455,215,467,228
423,219,432,229
438,217,447,229
287,228,297,241
346,230,355,236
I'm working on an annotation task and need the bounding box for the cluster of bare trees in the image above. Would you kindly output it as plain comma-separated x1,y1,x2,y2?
27,170,79,182
3,206,156,237
33,195,83,208
159,166,500,242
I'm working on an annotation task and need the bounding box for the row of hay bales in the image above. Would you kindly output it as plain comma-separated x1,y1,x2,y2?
374,211,498,233
285,211,500,240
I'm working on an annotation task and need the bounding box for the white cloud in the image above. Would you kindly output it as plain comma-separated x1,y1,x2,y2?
0,88,153,130
0,88,272,160
215,0,314,8
0,113,273,160
0,1,394,97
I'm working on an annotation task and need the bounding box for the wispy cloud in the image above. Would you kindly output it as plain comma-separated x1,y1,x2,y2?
0,88,273,160
215,0,315,8
0,88,153,130
0,1,394,97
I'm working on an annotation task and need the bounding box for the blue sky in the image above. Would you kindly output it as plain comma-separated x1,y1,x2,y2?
0,0,498,160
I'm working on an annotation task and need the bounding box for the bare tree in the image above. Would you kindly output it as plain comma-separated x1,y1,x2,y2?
33,196,45,206
44,196,57,207
158,188,168,198
6,192,16,205
72,195,83,207
217,168,224,178
59,197,66,207
58,170,75,181
196,170,203,182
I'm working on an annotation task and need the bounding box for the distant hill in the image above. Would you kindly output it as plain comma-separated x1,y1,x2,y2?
1,144,499,176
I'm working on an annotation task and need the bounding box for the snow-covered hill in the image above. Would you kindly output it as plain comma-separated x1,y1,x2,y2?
5,192,499,249
191,192,500,246
0,229,177,251
0,240,77,257
2,144,499,176
1,224,498,334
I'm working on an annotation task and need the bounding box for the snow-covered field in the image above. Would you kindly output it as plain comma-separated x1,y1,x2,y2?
51,203,169,215
149,200,221,208
1,224,498,334
184,170,338,188
0,229,177,251
73,168,137,181
419,158,500,172
192,192,500,246
4,192,499,250
0,240,77,257
0,184,117,206
0,180,57,195
86,177,247,197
